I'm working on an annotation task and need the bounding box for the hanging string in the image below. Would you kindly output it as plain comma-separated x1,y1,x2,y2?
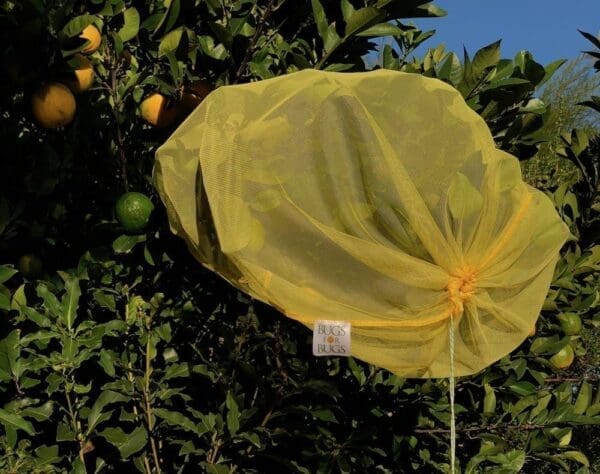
449,312,456,474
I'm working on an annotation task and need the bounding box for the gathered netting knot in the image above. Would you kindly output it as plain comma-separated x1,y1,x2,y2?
447,267,477,317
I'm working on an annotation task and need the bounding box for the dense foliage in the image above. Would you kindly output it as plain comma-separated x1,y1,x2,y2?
0,1,599,472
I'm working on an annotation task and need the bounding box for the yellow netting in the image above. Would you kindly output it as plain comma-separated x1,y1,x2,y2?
154,69,569,378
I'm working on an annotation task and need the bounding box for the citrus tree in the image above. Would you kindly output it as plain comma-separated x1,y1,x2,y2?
1,1,599,472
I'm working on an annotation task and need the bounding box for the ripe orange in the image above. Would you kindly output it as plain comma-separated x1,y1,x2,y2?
79,25,102,54
549,344,575,369
180,80,213,112
140,93,178,128
67,54,94,94
31,82,76,129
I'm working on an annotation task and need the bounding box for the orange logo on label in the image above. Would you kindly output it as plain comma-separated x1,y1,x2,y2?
327,335,334,343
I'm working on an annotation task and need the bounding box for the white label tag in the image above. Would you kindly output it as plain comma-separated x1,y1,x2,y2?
313,320,351,357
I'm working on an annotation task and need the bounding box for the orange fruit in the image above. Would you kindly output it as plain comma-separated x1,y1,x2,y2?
181,81,213,108
66,54,94,94
140,93,178,128
549,344,575,369
79,25,102,54
557,313,582,336
31,82,76,129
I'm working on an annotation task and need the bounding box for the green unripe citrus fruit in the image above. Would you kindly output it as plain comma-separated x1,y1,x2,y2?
557,313,582,336
17,254,43,278
549,344,575,370
115,192,154,232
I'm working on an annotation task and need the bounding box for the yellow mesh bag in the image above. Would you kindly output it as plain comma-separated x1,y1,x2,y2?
154,69,569,379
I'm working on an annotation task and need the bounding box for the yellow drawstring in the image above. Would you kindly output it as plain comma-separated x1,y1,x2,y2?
449,312,456,474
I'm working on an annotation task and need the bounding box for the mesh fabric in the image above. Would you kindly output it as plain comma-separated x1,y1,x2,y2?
154,69,569,378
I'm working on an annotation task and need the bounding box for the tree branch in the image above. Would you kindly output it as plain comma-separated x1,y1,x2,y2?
234,0,278,82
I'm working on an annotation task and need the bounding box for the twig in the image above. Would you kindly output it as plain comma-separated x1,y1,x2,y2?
107,42,129,192
64,375,87,471
544,376,600,383
207,436,222,464
234,0,278,82
416,422,553,435
143,318,161,474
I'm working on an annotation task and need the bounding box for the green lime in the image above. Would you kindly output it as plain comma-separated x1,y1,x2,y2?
17,254,43,278
549,344,575,369
115,192,154,232
557,313,582,336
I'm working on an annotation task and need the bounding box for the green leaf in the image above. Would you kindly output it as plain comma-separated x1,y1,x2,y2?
98,426,147,458
37,284,61,317
209,22,233,50
71,457,86,474
159,27,184,58
154,408,205,435
61,14,95,37
93,290,116,311
0,330,20,380
112,234,146,254
56,422,75,441
11,285,27,312
206,465,230,474
344,7,383,38
198,36,227,60
118,7,140,42
356,22,403,38
461,40,501,92
579,30,600,49
481,77,530,91
21,401,53,422
311,0,329,44
153,0,181,36
483,384,496,414
98,349,116,377
485,449,526,472
561,450,590,466
0,292,9,311
88,391,129,434
472,40,501,76
226,391,240,435
340,0,354,22
323,63,354,72
161,362,189,381
507,381,537,397
573,382,592,415
0,408,35,436
437,52,462,85
312,408,338,423
0,266,17,284
538,59,566,87
61,275,80,331
34,444,61,465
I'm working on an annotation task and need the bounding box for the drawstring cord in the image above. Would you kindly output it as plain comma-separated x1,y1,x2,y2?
449,312,456,474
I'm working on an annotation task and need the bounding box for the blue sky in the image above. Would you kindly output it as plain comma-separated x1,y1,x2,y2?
405,0,600,66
